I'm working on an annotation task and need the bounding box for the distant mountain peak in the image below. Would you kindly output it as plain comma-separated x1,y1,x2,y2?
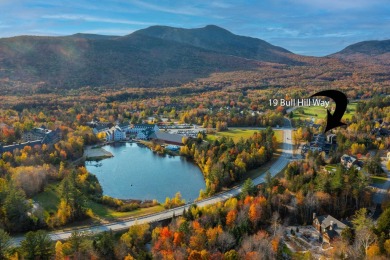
133,24,294,60
331,39,390,56
202,24,231,32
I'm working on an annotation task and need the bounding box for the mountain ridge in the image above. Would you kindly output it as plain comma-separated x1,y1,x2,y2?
0,25,389,89
0,25,296,88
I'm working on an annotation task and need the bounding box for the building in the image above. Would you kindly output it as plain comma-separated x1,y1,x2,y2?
87,120,113,134
340,154,358,169
105,125,126,142
150,131,184,145
93,125,110,134
0,140,42,154
128,124,159,140
22,127,61,145
302,133,336,155
313,213,348,243
117,122,130,132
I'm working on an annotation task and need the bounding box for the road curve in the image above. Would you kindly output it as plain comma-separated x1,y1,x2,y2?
12,126,293,245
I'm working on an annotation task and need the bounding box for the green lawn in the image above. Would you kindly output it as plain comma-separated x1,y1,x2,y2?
343,102,357,120
33,183,60,213
33,182,165,221
274,130,283,143
87,200,164,220
206,128,283,143
293,102,358,123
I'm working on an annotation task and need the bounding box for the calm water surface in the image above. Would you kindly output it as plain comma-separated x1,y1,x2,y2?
86,143,205,203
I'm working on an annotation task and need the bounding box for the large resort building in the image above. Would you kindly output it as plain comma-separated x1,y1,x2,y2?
92,122,160,141
23,127,61,144
127,124,160,140
0,126,61,154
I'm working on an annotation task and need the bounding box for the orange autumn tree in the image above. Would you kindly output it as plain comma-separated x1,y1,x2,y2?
226,210,237,227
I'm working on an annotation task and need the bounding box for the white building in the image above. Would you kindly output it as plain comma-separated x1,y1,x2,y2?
105,125,126,141
127,124,159,140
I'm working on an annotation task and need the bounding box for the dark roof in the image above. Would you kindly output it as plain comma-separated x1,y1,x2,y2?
94,125,109,131
316,214,348,239
150,132,183,144
118,122,130,129
133,124,156,128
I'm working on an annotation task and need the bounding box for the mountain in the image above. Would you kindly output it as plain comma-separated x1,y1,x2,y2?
0,25,300,89
133,25,297,64
329,39,390,65
332,40,390,56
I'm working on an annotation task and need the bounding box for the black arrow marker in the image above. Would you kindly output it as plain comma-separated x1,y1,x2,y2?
310,90,348,133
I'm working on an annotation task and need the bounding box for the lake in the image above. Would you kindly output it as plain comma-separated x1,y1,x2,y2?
86,143,206,203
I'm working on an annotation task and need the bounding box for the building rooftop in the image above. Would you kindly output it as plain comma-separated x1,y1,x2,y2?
150,131,184,144
316,214,348,240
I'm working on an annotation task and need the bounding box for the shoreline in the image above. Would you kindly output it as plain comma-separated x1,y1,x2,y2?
84,146,113,160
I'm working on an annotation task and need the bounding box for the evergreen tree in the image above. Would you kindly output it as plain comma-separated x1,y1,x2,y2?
93,231,116,259
21,230,53,260
241,178,256,199
0,229,11,259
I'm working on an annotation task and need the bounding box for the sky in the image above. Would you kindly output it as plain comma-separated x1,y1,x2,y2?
0,0,389,56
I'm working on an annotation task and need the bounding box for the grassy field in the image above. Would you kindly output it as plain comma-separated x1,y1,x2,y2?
206,128,284,143
87,200,165,220
293,102,358,122
33,183,60,214
33,182,165,221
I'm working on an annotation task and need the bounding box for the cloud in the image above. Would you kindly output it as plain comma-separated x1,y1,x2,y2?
291,0,384,10
210,1,234,8
130,0,203,16
42,14,154,25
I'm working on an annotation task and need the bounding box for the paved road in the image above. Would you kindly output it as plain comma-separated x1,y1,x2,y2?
12,124,293,245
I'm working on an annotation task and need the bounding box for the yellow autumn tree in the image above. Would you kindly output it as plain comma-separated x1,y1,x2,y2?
55,241,64,260
56,199,71,225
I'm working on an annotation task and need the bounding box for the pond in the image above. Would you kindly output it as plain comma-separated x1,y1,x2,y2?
86,143,206,203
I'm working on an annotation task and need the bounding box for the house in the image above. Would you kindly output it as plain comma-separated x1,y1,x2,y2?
312,213,348,243
340,154,358,169
149,131,184,145
302,133,337,155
